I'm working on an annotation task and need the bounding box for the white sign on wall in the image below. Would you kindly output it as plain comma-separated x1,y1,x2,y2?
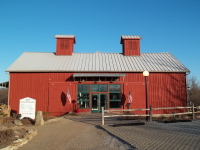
19,97,36,119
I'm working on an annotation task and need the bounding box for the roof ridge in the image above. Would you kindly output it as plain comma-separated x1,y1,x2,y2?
23,52,172,54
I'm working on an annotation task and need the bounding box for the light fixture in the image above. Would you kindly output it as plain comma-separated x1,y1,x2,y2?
143,71,149,77
143,71,149,121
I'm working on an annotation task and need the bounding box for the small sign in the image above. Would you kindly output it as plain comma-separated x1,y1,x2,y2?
19,97,36,119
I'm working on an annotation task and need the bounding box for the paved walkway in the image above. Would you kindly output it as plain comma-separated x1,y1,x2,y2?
102,120,200,150
19,115,133,150
19,113,200,150
69,113,200,150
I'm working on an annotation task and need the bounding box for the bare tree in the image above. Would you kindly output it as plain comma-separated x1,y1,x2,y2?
0,88,8,104
187,76,200,106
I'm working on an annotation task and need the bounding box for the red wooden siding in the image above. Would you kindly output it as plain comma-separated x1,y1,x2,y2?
124,72,187,114
9,72,187,116
9,72,74,116
149,73,186,114
49,82,76,116
123,82,145,114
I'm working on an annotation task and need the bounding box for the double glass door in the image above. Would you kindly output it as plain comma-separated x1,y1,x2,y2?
91,94,107,113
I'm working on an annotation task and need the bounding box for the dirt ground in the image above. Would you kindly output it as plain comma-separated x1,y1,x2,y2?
0,117,28,149
0,116,53,149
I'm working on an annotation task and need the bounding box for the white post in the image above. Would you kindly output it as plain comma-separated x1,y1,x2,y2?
192,103,195,120
102,107,104,125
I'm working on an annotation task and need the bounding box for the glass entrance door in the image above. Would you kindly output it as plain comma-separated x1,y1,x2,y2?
91,94,99,113
91,94,108,113
100,94,107,111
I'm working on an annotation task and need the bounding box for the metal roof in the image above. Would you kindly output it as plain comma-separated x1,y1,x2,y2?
54,35,75,38
121,35,142,39
120,35,142,44
6,52,190,73
73,73,126,77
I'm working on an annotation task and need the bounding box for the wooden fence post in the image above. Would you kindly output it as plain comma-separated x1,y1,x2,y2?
192,103,195,120
150,105,152,122
102,107,104,125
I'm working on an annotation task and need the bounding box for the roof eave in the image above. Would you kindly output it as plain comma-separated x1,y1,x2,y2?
6,70,190,73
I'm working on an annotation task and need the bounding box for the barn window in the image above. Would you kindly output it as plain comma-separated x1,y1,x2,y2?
109,84,121,108
128,40,138,50
60,39,69,50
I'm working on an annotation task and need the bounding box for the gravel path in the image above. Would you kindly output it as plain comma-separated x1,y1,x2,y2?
19,118,133,150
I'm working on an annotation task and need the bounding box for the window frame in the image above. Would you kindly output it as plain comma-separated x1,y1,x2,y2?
77,84,89,109
109,84,122,109
91,84,108,92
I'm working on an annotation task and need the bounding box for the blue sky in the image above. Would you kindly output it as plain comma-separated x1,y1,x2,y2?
0,0,200,83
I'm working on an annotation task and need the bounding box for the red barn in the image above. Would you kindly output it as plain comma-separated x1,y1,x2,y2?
6,35,190,116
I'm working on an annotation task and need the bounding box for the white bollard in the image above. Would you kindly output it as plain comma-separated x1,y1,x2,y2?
102,107,104,125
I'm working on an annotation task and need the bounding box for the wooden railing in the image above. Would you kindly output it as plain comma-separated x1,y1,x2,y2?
101,104,200,125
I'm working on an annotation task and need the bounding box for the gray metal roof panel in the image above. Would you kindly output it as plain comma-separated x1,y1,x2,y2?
6,52,190,73
54,35,75,38
120,35,142,44
121,35,142,39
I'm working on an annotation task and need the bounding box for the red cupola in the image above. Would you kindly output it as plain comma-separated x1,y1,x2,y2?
120,35,142,56
55,35,76,55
